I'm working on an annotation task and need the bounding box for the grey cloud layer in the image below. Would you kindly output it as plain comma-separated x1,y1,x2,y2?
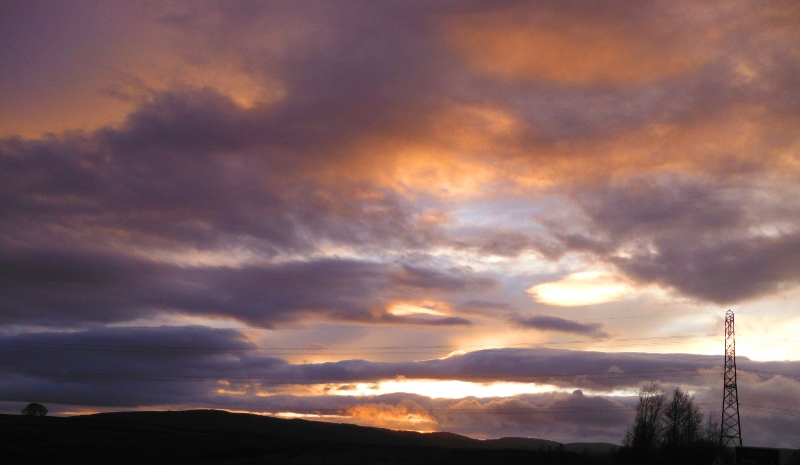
3,326,798,390
557,176,800,303
511,314,607,337
1,325,798,446
0,248,491,326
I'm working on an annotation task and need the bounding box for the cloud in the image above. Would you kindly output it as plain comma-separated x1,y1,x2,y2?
614,231,800,304
0,325,272,406
512,315,607,337
551,175,800,303
444,1,710,85
389,265,496,292
5,326,790,391
1,326,799,445
436,392,632,442
527,272,634,307
344,399,438,431
2,0,800,447
2,1,799,312
0,93,446,257
0,248,492,327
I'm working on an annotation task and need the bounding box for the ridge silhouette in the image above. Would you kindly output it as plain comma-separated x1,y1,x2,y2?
0,409,617,464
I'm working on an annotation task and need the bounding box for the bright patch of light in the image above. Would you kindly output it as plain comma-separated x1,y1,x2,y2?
738,333,800,361
274,412,348,420
528,271,634,306
216,388,247,395
331,379,561,399
253,378,639,399
440,350,466,359
388,302,448,317
108,313,250,330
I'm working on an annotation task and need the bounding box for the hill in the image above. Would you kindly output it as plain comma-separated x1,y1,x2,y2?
0,409,617,464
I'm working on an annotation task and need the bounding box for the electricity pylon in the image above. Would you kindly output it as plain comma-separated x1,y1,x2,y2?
720,310,742,446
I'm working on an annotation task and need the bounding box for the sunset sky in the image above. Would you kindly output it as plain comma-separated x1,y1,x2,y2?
2,0,800,447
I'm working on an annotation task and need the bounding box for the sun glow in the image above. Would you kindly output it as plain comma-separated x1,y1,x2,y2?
330,379,561,399
527,271,634,306
388,302,449,317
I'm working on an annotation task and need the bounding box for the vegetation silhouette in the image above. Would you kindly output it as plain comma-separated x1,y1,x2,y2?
619,385,729,465
21,402,48,417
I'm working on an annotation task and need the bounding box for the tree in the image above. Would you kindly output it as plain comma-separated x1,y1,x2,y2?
21,402,48,417
662,387,702,450
623,384,665,459
701,411,721,444
621,386,727,465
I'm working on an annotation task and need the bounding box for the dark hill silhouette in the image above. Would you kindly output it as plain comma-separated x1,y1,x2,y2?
0,409,618,464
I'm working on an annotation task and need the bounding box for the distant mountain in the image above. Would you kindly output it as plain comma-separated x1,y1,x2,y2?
0,409,618,464
483,436,561,450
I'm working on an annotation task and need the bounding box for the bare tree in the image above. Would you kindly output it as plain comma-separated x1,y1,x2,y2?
622,386,726,464
701,411,721,444
623,384,665,458
662,387,702,450
21,402,48,417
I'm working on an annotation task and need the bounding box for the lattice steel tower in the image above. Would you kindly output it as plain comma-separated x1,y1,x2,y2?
720,310,742,446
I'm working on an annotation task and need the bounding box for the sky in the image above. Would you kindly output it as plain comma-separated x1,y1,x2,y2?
1,0,800,447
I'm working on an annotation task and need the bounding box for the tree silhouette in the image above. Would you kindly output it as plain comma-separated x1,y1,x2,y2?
662,387,703,450
621,386,727,464
622,384,665,460
21,402,48,416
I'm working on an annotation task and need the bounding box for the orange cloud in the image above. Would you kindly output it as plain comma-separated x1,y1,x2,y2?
443,4,707,85
344,400,438,432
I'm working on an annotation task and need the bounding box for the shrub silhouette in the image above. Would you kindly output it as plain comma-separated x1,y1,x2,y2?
21,402,48,416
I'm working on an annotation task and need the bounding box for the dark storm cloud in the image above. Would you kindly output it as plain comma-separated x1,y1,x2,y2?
0,248,492,327
511,315,607,337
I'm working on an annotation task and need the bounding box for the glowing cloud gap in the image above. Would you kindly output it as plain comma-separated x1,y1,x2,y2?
527,271,634,306
285,379,623,399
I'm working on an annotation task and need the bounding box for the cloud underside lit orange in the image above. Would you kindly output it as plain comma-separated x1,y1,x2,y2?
445,4,706,85
3,0,800,447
